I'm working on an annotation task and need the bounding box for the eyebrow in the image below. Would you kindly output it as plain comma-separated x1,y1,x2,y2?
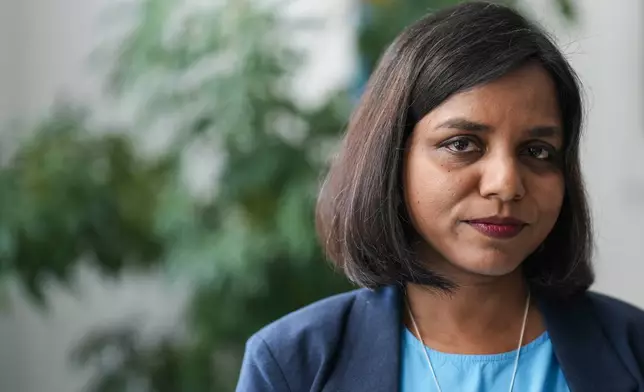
436,117,561,138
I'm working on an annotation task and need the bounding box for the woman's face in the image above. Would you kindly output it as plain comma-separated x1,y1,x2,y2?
403,63,564,281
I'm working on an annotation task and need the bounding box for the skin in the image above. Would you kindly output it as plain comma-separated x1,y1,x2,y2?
403,63,564,354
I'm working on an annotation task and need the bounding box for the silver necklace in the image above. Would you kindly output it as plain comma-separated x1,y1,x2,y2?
404,290,531,392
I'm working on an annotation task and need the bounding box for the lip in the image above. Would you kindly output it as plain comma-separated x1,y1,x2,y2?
465,216,527,239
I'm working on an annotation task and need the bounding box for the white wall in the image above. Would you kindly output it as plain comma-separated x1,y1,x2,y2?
0,0,23,123
0,0,643,391
18,0,109,118
0,3,30,391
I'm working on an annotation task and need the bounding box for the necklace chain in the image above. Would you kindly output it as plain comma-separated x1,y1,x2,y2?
404,290,531,392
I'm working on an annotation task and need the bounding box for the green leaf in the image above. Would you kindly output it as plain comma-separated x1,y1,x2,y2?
555,0,576,21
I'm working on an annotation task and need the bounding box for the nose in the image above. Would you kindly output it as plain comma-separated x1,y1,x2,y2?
479,153,525,202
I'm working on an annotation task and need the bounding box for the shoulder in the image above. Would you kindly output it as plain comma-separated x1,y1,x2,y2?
586,291,644,371
586,291,644,328
236,288,370,391
255,288,366,349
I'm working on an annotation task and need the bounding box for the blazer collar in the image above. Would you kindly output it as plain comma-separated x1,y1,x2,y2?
322,285,402,392
324,286,636,392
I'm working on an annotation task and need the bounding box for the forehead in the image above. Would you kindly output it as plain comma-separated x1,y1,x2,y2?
418,64,561,130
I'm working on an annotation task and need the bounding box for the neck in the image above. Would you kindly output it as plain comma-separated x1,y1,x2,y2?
404,270,544,354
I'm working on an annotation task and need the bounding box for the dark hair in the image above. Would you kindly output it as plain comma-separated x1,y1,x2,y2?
316,1,594,298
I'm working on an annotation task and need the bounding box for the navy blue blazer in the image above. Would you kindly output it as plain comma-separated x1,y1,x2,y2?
236,286,644,391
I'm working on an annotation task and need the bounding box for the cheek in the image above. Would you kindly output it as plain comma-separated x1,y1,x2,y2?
403,148,468,227
529,174,565,223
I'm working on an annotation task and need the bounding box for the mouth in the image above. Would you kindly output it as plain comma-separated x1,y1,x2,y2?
464,216,527,239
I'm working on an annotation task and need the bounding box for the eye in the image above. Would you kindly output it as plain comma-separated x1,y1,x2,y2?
443,137,481,153
525,145,553,160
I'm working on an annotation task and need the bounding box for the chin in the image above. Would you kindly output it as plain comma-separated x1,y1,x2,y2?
452,251,525,277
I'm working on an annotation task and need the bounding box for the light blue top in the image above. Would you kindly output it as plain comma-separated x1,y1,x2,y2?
401,328,570,391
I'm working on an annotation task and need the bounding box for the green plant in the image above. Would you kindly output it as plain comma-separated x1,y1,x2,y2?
72,0,355,389
0,105,173,304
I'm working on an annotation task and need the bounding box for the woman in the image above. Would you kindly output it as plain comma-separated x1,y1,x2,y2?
236,2,644,391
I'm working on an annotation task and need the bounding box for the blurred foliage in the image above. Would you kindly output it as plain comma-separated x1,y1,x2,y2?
555,0,577,21
0,0,575,390
0,105,173,304
81,0,356,390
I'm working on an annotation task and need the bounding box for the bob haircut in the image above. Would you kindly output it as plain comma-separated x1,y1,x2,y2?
316,1,594,298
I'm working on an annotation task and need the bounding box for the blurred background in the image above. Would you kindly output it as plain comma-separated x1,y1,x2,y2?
0,0,642,391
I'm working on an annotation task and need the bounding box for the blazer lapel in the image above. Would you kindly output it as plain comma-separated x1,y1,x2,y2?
322,286,402,392
540,293,637,392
